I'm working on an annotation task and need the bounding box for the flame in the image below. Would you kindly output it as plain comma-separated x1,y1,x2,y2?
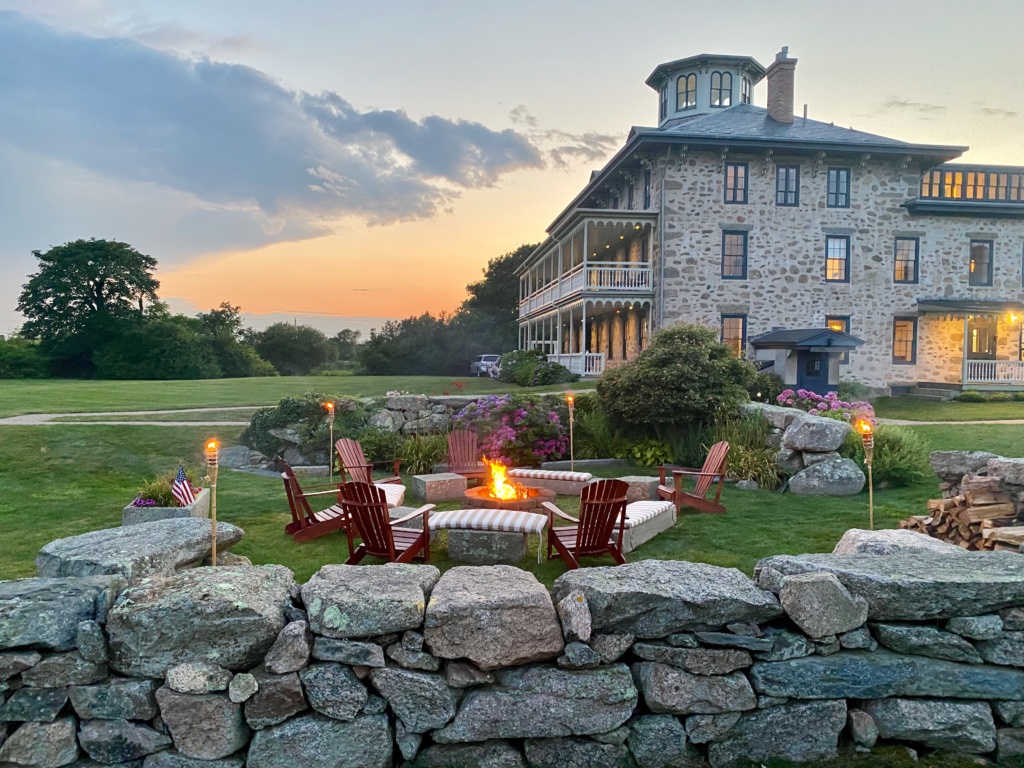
483,458,529,501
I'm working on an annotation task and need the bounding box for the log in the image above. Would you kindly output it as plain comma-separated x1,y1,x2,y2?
960,474,1005,493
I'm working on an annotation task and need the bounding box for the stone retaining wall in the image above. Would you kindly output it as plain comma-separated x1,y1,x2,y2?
2,534,1024,767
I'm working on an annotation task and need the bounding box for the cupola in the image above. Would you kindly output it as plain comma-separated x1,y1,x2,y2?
645,53,766,126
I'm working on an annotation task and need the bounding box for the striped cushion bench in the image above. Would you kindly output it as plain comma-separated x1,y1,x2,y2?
429,508,548,563
613,499,677,554
508,469,594,483
375,483,406,509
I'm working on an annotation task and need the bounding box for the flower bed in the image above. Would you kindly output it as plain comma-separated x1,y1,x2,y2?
454,395,567,467
776,388,874,424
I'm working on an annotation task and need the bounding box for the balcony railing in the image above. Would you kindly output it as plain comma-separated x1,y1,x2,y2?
547,352,605,376
519,262,651,316
965,360,1024,385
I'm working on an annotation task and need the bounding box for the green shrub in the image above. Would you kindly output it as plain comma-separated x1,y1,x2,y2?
570,391,599,417
1013,392,1024,402
838,379,875,403
598,324,757,435
356,426,406,464
574,409,629,460
713,412,783,488
0,336,46,378
626,437,673,468
131,468,202,507
839,425,930,487
666,424,715,467
244,392,368,460
987,391,1014,402
400,434,448,474
497,349,576,386
955,390,988,402
747,370,785,403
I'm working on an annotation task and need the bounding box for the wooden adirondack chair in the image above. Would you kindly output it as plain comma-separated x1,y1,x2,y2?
446,429,486,481
279,461,353,549
338,481,434,565
335,438,402,484
657,440,730,515
542,479,629,569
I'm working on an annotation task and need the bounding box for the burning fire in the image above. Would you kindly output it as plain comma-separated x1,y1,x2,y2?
483,458,529,501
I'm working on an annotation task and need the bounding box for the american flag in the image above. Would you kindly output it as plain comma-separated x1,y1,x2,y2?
171,465,195,507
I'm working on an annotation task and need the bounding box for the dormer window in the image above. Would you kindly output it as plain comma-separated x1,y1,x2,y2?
711,72,732,107
741,76,752,104
659,85,668,120
676,74,697,110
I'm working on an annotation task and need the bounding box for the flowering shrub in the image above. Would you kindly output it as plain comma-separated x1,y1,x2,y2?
776,388,874,424
454,395,567,467
131,470,201,507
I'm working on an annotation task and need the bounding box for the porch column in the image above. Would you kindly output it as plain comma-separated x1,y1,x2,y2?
612,311,625,362
567,310,575,356
598,317,609,360
556,310,563,356
962,314,969,386
626,308,640,360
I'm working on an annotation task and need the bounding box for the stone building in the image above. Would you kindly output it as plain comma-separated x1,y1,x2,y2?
515,48,1024,393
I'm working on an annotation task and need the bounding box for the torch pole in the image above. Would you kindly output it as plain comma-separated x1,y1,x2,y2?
566,394,575,473
206,440,219,566
326,402,336,483
859,424,875,531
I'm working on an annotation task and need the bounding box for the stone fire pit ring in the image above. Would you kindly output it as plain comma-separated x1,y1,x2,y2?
462,485,555,512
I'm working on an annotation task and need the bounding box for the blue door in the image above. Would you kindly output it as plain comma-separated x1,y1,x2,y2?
796,351,828,393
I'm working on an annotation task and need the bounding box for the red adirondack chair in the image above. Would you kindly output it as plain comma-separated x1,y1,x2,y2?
657,440,730,515
279,461,353,549
542,479,629,570
446,429,486,481
335,438,402,484
338,481,434,565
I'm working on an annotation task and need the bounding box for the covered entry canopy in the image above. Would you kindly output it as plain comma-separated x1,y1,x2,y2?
917,298,1024,320
750,328,865,352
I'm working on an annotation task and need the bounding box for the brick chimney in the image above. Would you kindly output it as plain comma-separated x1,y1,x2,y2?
766,46,797,124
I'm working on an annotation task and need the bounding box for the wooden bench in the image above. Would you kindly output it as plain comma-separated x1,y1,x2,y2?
507,468,594,496
429,508,548,563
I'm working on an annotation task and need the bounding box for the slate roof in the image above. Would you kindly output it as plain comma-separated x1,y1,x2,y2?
634,103,966,155
750,328,865,349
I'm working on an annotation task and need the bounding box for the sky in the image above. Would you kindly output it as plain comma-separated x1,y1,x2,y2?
1,0,1022,338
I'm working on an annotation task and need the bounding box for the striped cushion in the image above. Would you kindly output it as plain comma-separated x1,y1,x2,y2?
375,483,406,509
508,468,593,483
623,500,675,529
429,508,547,536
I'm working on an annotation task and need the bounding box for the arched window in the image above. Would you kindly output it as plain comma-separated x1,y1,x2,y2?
659,85,668,120
741,76,751,104
711,71,732,107
676,73,697,110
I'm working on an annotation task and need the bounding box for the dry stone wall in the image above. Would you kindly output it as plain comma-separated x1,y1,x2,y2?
2,540,1024,767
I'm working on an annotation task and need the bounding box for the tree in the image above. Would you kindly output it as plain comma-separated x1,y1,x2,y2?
598,324,757,434
93,317,222,380
461,243,536,351
252,323,335,375
0,335,45,378
197,302,244,340
329,329,362,361
17,239,159,376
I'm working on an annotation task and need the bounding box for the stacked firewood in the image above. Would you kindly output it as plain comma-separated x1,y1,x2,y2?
900,474,1024,551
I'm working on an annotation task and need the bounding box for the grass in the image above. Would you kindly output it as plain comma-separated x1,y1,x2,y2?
874,395,1024,422
0,418,991,586
0,376,594,418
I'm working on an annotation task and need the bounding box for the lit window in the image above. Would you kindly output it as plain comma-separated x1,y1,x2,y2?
825,315,851,363
721,231,748,279
893,317,917,364
827,168,850,207
894,237,919,284
825,236,850,282
721,314,747,357
969,240,993,286
741,76,751,104
724,162,748,204
676,73,697,110
775,166,799,206
711,72,733,107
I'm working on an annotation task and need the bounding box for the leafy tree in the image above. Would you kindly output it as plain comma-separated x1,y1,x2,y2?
196,302,277,378
0,335,45,378
197,302,244,340
329,329,361,361
252,323,335,375
17,239,159,376
93,317,222,380
598,324,757,435
461,243,535,318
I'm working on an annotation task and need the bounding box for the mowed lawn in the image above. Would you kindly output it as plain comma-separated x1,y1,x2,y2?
2,417,1008,586
0,376,593,418
874,395,1024,422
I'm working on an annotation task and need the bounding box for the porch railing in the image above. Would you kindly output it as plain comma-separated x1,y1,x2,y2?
965,360,1024,384
548,352,605,377
519,262,651,316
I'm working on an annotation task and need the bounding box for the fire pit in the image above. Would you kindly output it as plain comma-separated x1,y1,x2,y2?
462,459,556,512
463,485,555,511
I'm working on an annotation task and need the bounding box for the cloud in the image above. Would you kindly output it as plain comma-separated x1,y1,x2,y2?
0,11,544,227
508,106,620,170
979,106,1020,118
880,98,947,115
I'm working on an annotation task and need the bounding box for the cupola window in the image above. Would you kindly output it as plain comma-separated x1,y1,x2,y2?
676,73,697,110
711,72,733,107
659,85,668,120
741,76,752,104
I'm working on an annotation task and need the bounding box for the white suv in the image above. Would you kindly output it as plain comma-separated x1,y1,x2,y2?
470,354,501,377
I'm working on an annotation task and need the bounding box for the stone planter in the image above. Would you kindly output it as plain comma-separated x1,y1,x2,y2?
122,488,211,526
